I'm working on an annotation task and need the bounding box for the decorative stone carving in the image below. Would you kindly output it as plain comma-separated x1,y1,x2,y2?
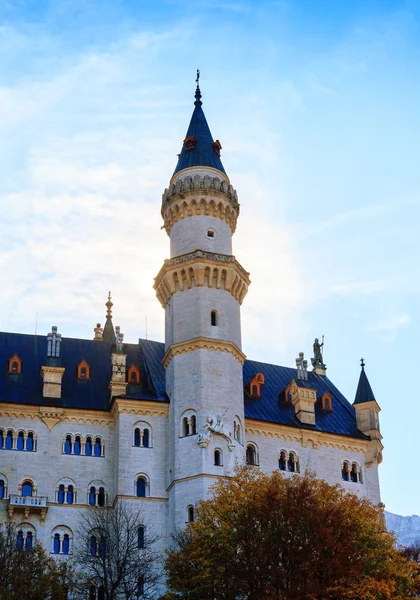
162,337,246,369
198,409,235,451
39,406,64,430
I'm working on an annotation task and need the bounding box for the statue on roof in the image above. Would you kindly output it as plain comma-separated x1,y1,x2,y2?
311,336,326,369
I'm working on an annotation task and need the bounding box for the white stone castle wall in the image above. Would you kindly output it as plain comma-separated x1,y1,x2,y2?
170,216,233,257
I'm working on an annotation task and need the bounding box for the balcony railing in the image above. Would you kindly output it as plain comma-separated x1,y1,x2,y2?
8,494,48,523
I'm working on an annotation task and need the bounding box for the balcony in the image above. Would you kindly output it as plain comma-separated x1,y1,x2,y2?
8,494,48,524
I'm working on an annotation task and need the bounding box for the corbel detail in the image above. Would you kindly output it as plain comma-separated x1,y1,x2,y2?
162,337,246,369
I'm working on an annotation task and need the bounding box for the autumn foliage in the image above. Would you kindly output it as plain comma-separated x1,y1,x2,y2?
164,468,420,600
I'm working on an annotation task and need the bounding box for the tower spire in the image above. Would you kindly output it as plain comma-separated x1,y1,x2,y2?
194,69,202,106
102,291,116,343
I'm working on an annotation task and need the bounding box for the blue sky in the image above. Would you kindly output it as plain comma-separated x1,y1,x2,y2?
1,0,419,516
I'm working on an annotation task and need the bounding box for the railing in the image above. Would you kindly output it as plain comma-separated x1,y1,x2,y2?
9,494,48,507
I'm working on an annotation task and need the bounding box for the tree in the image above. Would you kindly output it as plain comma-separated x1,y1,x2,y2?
164,467,420,600
0,520,70,600
72,500,161,600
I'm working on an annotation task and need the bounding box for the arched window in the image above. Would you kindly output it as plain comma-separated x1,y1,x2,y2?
64,435,72,455
77,359,90,380
11,361,19,373
0,480,5,500
143,429,150,448
128,365,140,385
74,436,81,455
134,428,141,447
279,451,287,471
190,415,197,435
187,506,194,523
62,534,70,555
342,461,350,481
137,576,144,597
350,463,360,483
288,452,296,472
98,538,105,557
214,449,222,466
94,438,102,457
234,419,241,443
136,478,146,498
22,481,33,497
0,430,3,449
25,531,33,551
85,437,92,456
53,533,60,554
26,432,34,452
90,536,96,556
17,432,24,451
137,526,145,549
67,485,74,504
57,484,65,504
211,310,217,326
89,486,96,506
6,430,13,450
98,487,105,506
246,445,257,466
8,354,22,375
16,530,24,551
182,417,189,437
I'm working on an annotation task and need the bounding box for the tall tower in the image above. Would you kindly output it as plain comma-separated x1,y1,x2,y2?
154,77,250,530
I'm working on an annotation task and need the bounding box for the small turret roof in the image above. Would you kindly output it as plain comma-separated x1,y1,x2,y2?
354,360,376,405
173,79,226,176
102,292,115,344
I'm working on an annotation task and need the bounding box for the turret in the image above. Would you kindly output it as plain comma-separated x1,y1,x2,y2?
353,359,383,466
155,74,250,528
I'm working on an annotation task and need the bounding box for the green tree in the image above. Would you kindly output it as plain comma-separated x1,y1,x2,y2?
0,520,71,600
164,468,420,600
72,500,161,599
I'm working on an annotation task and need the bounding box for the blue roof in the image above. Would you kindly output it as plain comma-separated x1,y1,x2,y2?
173,85,226,176
0,332,367,439
354,365,376,405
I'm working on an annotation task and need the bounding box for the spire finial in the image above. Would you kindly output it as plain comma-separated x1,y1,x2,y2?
360,357,365,369
106,291,113,320
194,69,202,106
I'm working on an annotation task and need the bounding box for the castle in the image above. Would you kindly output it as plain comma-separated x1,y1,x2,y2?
0,80,383,596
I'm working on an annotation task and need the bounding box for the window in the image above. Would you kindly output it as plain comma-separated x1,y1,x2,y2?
8,354,22,375
246,444,258,466
288,452,298,473
26,432,34,451
279,451,287,471
17,432,24,451
25,531,33,551
74,436,81,455
233,419,242,444
0,479,5,500
134,423,152,448
136,478,147,498
85,437,92,456
137,576,145,597
187,506,194,523
248,372,265,399
214,449,222,466
88,483,108,506
211,310,217,326
16,530,24,551
143,429,150,448
181,412,197,437
98,487,105,506
90,536,97,556
67,485,74,504
206,229,215,238
138,526,145,549
54,533,60,554
94,438,102,457
134,428,141,447
77,359,90,380
0,431,3,449
321,392,333,411
6,431,13,450
342,461,350,481
64,435,72,455
16,526,35,552
128,365,140,385
22,481,33,497
62,534,70,554
57,484,65,504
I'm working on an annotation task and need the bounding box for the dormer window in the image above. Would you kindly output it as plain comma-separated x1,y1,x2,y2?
8,354,22,375
248,372,265,399
128,365,140,385
77,360,90,380
183,136,197,151
321,392,333,411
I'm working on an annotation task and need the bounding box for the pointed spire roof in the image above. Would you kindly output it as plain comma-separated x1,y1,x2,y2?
354,358,376,404
102,291,116,343
173,72,226,176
